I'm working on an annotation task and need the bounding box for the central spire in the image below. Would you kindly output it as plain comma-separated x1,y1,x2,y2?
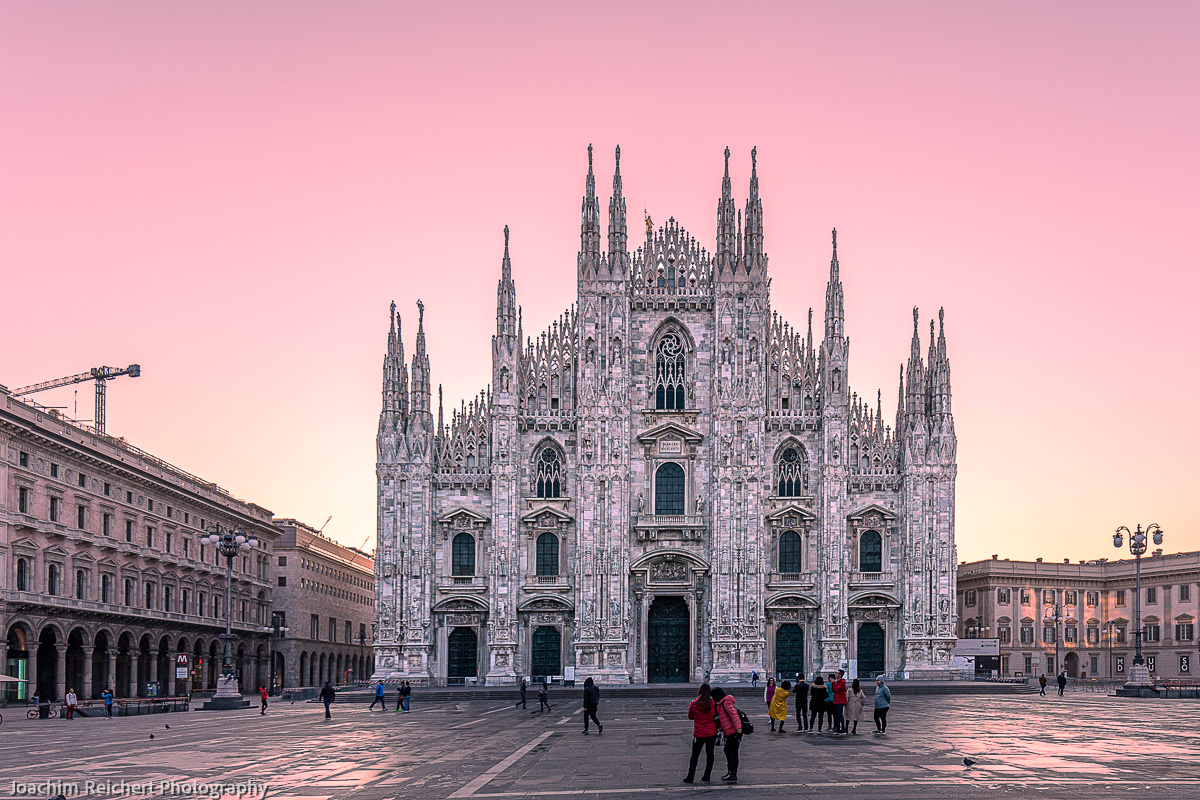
743,146,764,275
716,146,737,276
824,228,844,339
578,143,601,279
607,145,627,274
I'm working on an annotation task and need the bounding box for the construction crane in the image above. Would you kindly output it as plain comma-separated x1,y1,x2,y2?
14,364,141,435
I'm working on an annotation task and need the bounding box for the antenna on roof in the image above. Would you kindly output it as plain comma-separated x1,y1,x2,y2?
318,516,332,533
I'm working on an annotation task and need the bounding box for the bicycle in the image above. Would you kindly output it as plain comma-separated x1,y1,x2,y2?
26,705,58,719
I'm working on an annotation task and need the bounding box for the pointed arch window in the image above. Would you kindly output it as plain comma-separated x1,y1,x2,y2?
535,448,563,498
779,531,803,574
859,530,883,573
536,533,559,577
48,564,59,596
654,332,686,410
776,446,808,497
452,533,476,576
654,462,685,515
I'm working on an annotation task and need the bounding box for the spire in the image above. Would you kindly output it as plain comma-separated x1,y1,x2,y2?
715,146,737,276
743,146,764,274
579,143,601,278
607,145,628,273
823,228,845,339
806,307,814,354
437,384,444,435
496,225,517,338
411,299,431,417
906,307,925,421
896,364,905,433
933,307,952,416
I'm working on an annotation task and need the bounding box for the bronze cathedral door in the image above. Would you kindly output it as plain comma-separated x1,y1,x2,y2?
647,597,689,682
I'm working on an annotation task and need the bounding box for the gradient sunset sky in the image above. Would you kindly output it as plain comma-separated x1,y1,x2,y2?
2,2,1196,562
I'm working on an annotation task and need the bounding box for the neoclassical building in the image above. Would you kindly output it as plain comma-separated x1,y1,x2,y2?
374,146,958,684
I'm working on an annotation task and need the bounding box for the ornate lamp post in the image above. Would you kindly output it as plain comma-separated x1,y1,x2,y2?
1113,523,1163,693
1043,591,1064,677
262,613,288,696
199,523,258,709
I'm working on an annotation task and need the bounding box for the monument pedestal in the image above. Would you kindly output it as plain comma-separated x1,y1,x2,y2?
201,674,251,710
1115,663,1159,697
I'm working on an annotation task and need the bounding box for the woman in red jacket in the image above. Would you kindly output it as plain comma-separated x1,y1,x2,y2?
684,684,718,783
711,687,743,782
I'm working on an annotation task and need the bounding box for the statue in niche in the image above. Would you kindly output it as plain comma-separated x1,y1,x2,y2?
695,495,704,514
636,492,645,513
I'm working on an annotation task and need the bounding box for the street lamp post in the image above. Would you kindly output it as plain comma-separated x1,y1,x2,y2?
262,614,288,696
1043,591,1064,678
1113,523,1163,693
199,523,258,709
1104,620,1117,680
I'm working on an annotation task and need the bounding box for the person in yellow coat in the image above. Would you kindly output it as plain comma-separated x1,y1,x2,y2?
768,680,791,732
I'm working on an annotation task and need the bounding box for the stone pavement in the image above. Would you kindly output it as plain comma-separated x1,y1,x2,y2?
1,693,1198,800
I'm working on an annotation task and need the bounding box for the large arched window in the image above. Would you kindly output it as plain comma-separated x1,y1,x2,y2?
452,533,476,576
859,530,883,573
16,558,27,591
776,446,808,497
654,462,685,515
654,332,686,410
534,448,562,498
536,533,559,577
779,531,803,573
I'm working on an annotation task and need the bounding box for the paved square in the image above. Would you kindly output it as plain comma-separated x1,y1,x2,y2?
2,693,1198,799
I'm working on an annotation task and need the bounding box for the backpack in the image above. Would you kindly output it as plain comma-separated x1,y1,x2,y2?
737,708,754,735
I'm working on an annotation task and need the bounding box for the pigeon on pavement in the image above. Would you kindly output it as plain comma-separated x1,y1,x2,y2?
963,758,976,767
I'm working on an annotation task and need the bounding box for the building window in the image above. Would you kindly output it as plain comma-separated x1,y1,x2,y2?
1087,626,1099,644
452,533,476,576
998,588,1011,604
778,531,803,574
775,446,808,497
124,579,133,606
16,558,28,591
75,569,85,599
1115,590,1126,607
1020,626,1034,644
345,621,352,644
182,589,189,614
1145,624,1161,643
998,626,1011,644
49,496,60,522
1042,626,1055,643
1064,590,1077,606
534,448,563,499
328,618,337,642
163,586,172,612
536,533,559,577
167,505,172,518
278,576,287,587
104,482,111,496
1086,591,1098,607
183,538,190,557
1146,587,1157,604
145,583,154,609
48,564,59,595
1064,626,1076,643
965,590,977,607
102,513,111,537
126,490,133,503
165,532,173,553
278,556,287,567
859,530,883,573
77,505,86,529
1020,589,1031,605
1042,590,1054,605
18,487,29,514
311,614,320,640
653,462,685,515
102,574,112,603
1176,624,1194,641
51,463,59,478
1182,585,1192,602
19,450,28,467
653,332,686,410
78,472,87,488
199,592,207,616
1115,626,1126,643
146,527,155,547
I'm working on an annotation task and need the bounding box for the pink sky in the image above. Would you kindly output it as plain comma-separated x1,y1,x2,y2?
2,2,1197,562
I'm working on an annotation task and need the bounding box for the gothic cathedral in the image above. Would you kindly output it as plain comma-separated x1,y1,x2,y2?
374,146,958,685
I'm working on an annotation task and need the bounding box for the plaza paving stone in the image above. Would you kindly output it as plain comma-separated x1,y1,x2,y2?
1,693,1198,800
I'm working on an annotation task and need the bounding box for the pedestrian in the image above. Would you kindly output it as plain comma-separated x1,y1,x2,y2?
319,681,336,719
395,683,404,711
806,671,825,734
846,678,866,735
582,677,602,734
402,680,412,712
259,686,269,715
793,673,810,731
368,680,385,710
768,680,790,733
873,677,891,734
1038,673,1048,696
684,683,718,783
824,677,837,731
831,670,847,735
764,676,776,712
711,687,742,783
538,681,552,712
750,670,759,689
101,687,114,719
65,688,77,720
516,678,527,709
1057,671,1067,696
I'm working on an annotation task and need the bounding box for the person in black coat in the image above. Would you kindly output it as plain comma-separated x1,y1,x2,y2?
793,674,810,731
318,682,336,719
516,679,527,709
808,675,826,733
582,677,602,734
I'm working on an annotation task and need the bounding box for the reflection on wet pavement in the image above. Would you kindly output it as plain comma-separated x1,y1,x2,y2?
1,693,1197,799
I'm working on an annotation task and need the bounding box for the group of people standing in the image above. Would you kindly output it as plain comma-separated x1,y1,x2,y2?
367,680,413,712
685,684,745,783
765,671,892,736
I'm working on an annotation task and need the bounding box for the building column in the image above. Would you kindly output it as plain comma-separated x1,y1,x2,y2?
82,646,95,699
107,652,117,696
148,649,159,686
54,645,67,702
27,647,38,700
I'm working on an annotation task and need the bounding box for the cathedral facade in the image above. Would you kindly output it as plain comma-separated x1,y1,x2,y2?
373,146,958,685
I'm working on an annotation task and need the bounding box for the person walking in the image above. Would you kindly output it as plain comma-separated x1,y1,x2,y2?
402,681,412,712
65,688,78,720
808,675,826,734
711,687,742,783
831,670,848,735
368,681,386,710
768,680,790,733
538,681,552,712
516,678,527,710
763,676,776,715
319,681,336,720
101,688,114,719
873,677,891,734
1039,673,1048,696
846,678,866,735
259,686,269,715
793,673,810,732
582,677,602,734
684,683,718,783
750,671,759,689
1057,671,1067,696
395,683,404,711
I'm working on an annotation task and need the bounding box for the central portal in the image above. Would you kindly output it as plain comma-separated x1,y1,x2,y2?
647,596,690,682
